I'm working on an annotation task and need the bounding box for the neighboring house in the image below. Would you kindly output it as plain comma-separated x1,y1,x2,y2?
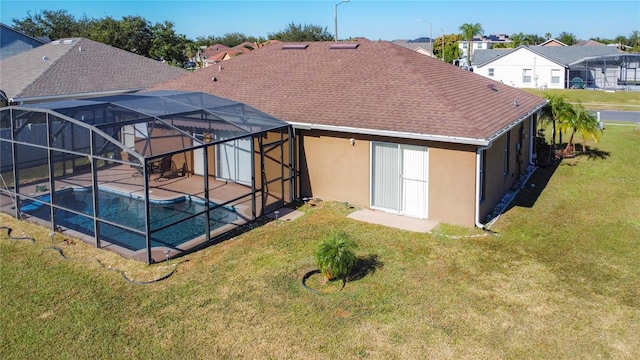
202,42,258,67
149,40,546,228
472,45,625,89
574,39,605,47
539,38,568,47
204,51,231,67
0,38,187,105
459,34,511,59
392,37,435,57
0,22,49,60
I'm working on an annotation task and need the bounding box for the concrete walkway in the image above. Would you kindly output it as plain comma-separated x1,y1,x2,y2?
347,209,439,233
265,206,438,233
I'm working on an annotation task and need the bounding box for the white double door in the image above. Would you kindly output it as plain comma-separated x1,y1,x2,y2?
193,132,252,185
371,142,428,218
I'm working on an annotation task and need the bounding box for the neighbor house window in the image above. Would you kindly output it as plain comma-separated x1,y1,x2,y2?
551,69,560,84
462,43,468,48
522,69,532,83
477,43,483,49
488,68,494,77
504,131,510,177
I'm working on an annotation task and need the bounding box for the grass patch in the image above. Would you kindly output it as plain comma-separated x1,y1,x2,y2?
521,88,640,111
1,127,640,359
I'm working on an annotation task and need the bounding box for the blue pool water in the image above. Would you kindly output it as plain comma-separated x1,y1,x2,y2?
20,188,237,251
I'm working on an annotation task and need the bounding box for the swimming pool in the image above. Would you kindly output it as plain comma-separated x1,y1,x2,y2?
20,187,237,251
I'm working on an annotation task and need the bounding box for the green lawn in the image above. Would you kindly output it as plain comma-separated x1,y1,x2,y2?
1,125,639,359
521,88,640,111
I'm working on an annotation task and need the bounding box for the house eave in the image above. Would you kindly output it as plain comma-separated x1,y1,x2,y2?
486,101,548,143
8,88,145,105
290,122,491,146
290,100,547,148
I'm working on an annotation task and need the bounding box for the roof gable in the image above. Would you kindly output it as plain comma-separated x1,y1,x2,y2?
0,38,187,101
539,38,567,46
149,40,545,143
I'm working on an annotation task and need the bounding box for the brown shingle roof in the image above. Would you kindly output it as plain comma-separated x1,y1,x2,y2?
149,39,546,143
0,38,186,101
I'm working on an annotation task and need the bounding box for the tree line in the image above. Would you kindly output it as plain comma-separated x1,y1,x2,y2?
10,10,333,66
9,10,639,67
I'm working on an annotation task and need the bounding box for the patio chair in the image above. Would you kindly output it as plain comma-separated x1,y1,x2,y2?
153,155,174,181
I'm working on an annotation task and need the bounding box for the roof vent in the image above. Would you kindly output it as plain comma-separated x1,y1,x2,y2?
330,43,360,50
282,44,309,50
63,39,74,44
487,84,498,91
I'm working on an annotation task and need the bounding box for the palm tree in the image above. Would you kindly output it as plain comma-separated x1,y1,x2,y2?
185,42,200,67
315,231,358,282
545,32,552,40
559,103,601,154
458,23,483,68
540,94,573,149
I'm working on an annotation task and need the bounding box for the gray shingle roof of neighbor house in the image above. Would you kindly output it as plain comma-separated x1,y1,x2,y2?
473,45,622,67
0,22,50,60
148,39,546,145
391,39,434,54
0,38,187,102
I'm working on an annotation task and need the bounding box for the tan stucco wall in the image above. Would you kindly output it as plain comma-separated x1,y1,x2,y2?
298,131,371,207
298,130,480,227
428,145,477,227
478,116,534,221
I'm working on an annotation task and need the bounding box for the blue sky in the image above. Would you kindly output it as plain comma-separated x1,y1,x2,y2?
1,1,638,41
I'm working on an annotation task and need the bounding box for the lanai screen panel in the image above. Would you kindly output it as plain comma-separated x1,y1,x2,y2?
1,91,294,263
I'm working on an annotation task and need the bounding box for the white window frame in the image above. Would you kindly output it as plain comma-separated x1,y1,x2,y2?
551,69,560,84
370,141,429,218
522,69,532,83
488,68,494,77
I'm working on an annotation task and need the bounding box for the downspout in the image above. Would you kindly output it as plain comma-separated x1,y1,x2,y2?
474,142,493,229
529,111,540,166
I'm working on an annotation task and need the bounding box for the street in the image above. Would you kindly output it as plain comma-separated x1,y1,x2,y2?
598,110,640,123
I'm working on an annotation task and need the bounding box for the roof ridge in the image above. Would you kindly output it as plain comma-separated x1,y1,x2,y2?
20,38,81,96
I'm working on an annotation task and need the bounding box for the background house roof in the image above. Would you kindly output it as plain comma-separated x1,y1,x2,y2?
149,39,545,143
0,22,49,60
575,39,606,46
473,45,622,67
539,39,567,47
391,39,434,55
0,38,187,103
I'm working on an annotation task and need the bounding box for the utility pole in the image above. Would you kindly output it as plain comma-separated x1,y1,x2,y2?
334,0,349,41
441,29,445,61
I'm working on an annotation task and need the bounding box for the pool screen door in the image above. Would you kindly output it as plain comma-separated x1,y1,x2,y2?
371,142,428,218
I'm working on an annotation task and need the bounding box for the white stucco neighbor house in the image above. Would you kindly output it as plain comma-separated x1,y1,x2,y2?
472,45,625,89
458,34,512,59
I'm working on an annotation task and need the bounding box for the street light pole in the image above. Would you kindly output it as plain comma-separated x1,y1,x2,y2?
441,29,445,61
334,0,349,42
